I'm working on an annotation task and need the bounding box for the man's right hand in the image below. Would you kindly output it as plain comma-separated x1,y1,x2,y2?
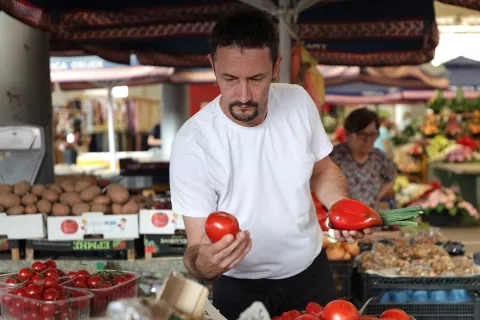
195,230,252,280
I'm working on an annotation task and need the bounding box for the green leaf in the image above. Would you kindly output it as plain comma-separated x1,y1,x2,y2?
436,204,445,212
449,207,458,216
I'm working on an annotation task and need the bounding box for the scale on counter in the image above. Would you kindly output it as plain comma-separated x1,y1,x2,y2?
0,125,45,184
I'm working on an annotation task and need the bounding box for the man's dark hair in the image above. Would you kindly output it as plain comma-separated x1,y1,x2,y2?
344,108,380,134
210,9,278,65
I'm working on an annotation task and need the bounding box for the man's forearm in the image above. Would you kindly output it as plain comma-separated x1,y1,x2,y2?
183,245,205,280
311,160,350,209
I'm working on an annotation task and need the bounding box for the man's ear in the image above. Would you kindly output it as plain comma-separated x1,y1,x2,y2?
207,54,214,70
273,55,282,81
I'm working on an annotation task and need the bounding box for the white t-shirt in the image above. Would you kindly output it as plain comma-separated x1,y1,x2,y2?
170,83,333,280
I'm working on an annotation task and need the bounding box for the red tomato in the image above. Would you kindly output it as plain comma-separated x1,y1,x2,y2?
323,300,360,320
57,311,73,320
360,316,379,320
31,274,44,283
6,277,20,284
72,292,88,309
123,273,135,280
9,299,24,315
306,302,324,315
14,288,28,297
43,269,59,278
24,280,34,288
86,276,103,288
297,316,320,320
24,294,41,309
281,310,302,320
380,309,410,320
39,303,56,316
43,276,58,289
95,281,113,289
66,272,77,280
151,212,169,227
60,220,79,234
31,261,47,273
55,297,69,311
18,268,34,281
22,310,40,320
26,284,42,296
74,282,88,289
113,276,128,285
76,269,90,278
43,290,59,301
44,260,57,269
205,211,240,243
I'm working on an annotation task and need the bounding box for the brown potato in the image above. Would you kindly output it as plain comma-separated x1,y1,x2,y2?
0,184,13,194
51,203,70,216
111,203,123,215
60,192,82,206
107,184,130,204
30,184,45,197
1,194,21,208
47,184,62,194
13,181,30,197
42,189,59,203
74,179,92,193
22,193,38,206
90,203,108,213
60,180,75,193
72,202,90,216
93,195,111,205
80,186,101,202
121,200,139,215
37,199,52,214
25,204,38,214
7,205,24,215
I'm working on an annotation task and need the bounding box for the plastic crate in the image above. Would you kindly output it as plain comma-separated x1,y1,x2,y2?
364,300,480,320
329,260,354,299
63,270,141,317
360,272,480,301
0,270,72,289
0,284,93,320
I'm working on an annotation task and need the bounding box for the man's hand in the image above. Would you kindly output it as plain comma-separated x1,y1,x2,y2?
325,218,374,244
195,231,252,280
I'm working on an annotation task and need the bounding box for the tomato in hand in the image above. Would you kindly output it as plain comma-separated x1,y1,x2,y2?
18,268,34,281
31,261,47,273
44,260,57,269
26,284,42,296
306,302,324,315
322,300,360,320
205,211,240,243
380,309,410,320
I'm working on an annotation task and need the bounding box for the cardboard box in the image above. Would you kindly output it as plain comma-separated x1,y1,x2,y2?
47,212,139,241
139,209,185,235
0,213,46,239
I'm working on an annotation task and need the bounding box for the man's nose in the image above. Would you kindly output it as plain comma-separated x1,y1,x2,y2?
238,80,252,103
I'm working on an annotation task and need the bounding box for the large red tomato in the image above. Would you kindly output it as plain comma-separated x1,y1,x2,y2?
306,302,324,315
205,211,240,243
380,309,409,320
60,220,78,234
151,212,169,228
322,300,360,320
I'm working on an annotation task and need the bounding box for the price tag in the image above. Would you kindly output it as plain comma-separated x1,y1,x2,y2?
237,302,270,320
203,300,227,320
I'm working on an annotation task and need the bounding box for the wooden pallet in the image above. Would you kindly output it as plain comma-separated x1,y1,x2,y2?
25,239,136,261
0,239,20,261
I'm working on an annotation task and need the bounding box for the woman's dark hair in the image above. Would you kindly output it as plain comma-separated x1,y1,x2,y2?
210,9,278,65
344,108,380,134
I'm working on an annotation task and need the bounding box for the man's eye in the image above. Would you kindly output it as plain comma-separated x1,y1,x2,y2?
225,78,235,82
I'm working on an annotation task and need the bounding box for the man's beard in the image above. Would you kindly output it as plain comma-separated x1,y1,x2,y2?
228,100,259,122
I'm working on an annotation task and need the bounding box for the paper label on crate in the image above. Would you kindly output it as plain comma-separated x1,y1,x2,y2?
0,213,46,239
237,302,270,320
203,300,227,320
139,209,176,234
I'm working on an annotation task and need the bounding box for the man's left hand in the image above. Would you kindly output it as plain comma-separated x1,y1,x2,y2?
331,228,373,244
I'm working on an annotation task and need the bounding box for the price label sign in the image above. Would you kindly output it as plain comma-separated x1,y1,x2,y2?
237,302,270,320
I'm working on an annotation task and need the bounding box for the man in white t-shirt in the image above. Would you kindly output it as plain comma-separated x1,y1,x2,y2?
170,9,373,319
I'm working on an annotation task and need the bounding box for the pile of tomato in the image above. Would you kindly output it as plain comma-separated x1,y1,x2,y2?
62,269,139,317
271,300,412,320
2,260,68,288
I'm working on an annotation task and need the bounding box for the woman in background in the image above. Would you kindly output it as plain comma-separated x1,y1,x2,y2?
329,108,397,210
